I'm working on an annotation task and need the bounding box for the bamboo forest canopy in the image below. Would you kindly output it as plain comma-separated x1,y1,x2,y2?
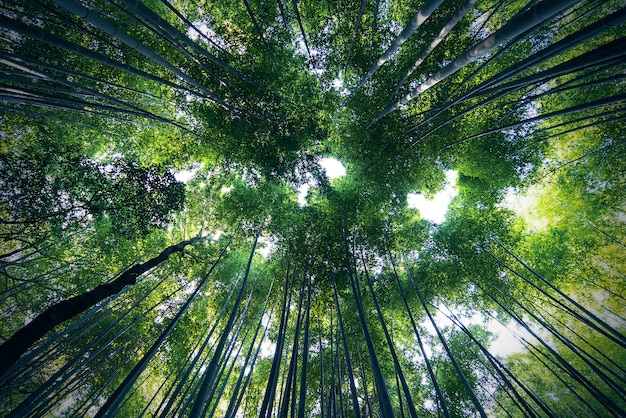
1,0,625,416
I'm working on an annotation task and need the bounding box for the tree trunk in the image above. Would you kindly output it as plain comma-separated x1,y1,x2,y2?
297,272,311,418
444,91,626,150
332,273,361,418
51,0,226,107
350,0,445,96
290,0,311,59
157,272,243,417
0,15,209,104
465,6,626,99
95,236,231,417
0,236,201,378
389,0,477,102
343,0,368,76
371,0,580,126
405,259,487,418
360,250,418,418
259,251,294,417
188,223,263,418
342,229,394,417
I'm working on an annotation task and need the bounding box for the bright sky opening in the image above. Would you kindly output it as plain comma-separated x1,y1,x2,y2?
174,168,197,183
319,157,346,179
297,158,346,206
501,186,549,231
257,236,276,258
407,170,458,224
419,305,534,358
297,184,310,207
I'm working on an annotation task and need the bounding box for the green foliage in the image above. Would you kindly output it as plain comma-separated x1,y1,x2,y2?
1,0,624,416
0,138,184,240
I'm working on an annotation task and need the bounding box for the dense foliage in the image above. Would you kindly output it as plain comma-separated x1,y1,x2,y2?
1,0,624,416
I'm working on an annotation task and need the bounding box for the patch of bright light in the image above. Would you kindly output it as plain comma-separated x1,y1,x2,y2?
257,236,276,258
319,157,346,179
293,158,345,207
259,339,276,358
297,183,310,207
174,168,197,183
331,77,350,96
187,22,211,41
407,171,458,224
423,305,533,358
487,319,535,357
500,187,548,231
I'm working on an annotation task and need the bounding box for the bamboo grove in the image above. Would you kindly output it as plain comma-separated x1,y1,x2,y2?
0,0,624,416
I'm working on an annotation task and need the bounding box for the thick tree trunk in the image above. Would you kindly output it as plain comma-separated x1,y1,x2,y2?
351,0,445,96
389,0,477,102
95,236,231,417
371,0,580,126
0,236,201,378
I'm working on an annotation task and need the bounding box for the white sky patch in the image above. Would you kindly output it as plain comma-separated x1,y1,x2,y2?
297,183,310,207
257,236,276,258
407,170,458,224
319,157,346,179
417,304,536,358
487,318,536,357
187,21,211,42
174,167,198,183
296,157,346,207
331,77,350,96
211,230,223,241
500,187,549,231
295,38,308,56
259,339,276,358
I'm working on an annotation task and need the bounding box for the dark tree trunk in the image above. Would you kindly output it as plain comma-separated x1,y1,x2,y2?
95,235,231,417
0,236,201,378
259,252,294,417
189,223,263,418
